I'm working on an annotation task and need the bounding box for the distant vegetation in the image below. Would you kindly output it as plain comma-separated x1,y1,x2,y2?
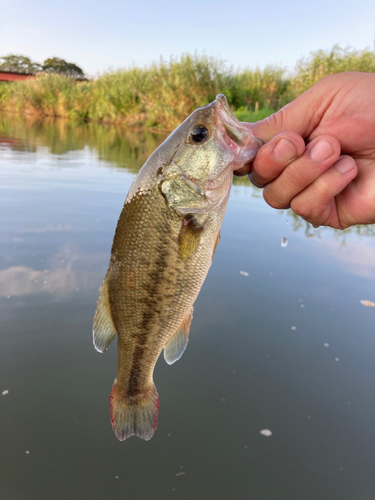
0,54,85,78
0,46,374,131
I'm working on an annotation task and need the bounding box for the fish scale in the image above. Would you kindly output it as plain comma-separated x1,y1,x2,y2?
93,94,262,441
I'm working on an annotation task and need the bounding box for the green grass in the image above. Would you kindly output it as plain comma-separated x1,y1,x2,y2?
233,106,274,123
1,46,374,131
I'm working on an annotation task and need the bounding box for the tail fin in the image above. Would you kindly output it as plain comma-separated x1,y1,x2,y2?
109,382,159,441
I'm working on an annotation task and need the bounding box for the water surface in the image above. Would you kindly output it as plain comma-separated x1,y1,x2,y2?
1,115,374,500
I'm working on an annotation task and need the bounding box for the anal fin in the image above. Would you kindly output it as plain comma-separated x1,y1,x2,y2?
164,308,193,365
93,274,117,353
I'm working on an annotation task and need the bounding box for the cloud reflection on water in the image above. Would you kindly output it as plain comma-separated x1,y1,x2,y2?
1,243,106,298
0,263,102,298
2,236,374,300
311,238,375,279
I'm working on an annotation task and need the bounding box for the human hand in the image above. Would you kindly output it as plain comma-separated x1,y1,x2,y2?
235,72,375,229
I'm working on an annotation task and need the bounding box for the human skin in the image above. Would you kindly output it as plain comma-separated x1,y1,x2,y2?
235,72,375,229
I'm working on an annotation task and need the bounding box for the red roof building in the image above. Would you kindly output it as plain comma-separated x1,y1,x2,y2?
0,71,36,82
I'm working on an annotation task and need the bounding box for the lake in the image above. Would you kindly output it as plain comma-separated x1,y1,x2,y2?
1,114,374,500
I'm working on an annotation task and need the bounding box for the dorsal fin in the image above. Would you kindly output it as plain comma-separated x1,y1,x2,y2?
164,308,193,365
93,274,117,353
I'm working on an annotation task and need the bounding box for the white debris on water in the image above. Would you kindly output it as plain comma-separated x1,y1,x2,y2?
335,358,340,362
25,451,30,454
2,390,9,395
300,304,305,308
291,326,297,330
324,343,330,347
360,299,375,307
115,476,119,479
260,429,272,437
240,271,249,277
281,237,288,247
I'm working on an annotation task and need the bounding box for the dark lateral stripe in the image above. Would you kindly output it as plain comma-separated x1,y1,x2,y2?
127,223,171,397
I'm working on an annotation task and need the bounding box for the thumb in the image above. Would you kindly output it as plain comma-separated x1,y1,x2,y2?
250,84,326,143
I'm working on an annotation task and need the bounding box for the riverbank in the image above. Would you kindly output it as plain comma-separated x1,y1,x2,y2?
0,47,373,131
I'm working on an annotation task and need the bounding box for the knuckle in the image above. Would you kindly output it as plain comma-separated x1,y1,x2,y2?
263,186,288,210
290,199,312,220
282,166,310,191
313,179,332,199
266,107,287,131
290,196,331,227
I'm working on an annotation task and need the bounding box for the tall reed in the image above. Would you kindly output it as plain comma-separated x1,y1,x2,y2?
0,47,374,130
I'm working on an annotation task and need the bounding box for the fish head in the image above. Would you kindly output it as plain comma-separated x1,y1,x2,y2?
160,94,263,215
128,94,263,215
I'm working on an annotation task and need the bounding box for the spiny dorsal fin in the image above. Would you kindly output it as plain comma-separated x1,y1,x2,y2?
93,274,117,353
164,308,193,365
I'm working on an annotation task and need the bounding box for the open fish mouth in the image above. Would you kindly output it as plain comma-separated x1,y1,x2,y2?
215,94,247,145
213,94,264,163
212,94,264,170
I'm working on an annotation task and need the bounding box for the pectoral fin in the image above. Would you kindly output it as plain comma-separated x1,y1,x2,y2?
179,216,203,260
164,308,193,365
93,274,117,353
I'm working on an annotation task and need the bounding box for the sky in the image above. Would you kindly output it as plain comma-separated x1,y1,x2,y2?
0,0,374,76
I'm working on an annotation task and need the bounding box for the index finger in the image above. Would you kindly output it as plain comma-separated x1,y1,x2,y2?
234,131,305,187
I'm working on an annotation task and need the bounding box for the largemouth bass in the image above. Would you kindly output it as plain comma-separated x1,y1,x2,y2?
93,94,262,441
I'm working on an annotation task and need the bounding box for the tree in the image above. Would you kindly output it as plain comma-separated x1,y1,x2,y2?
42,57,85,78
0,54,42,74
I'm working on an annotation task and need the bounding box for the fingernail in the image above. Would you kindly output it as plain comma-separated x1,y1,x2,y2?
273,138,297,162
248,174,263,188
310,139,333,162
334,156,355,174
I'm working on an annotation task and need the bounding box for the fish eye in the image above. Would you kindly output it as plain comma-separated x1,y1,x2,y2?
190,124,210,145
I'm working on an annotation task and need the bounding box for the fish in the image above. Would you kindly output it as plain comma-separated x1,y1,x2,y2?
93,94,263,441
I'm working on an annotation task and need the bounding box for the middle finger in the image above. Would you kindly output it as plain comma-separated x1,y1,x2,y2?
262,135,341,209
